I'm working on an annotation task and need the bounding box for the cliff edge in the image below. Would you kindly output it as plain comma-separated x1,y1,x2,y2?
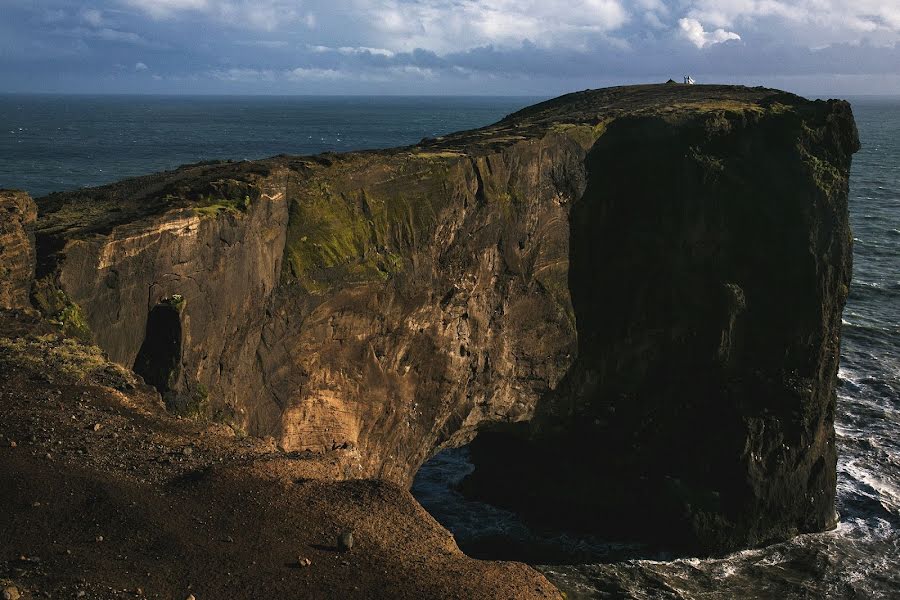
27,84,860,555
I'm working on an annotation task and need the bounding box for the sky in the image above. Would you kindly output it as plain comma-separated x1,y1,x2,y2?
1,0,899,96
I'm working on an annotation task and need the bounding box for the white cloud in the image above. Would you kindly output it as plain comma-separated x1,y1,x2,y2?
338,46,394,57
310,44,396,57
113,0,900,53
121,0,306,31
218,2,298,30
210,66,349,82
121,0,208,19
81,9,105,27
205,63,440,85
62,25,149,45
236,39,290,48
135,61,148,70
682,0,900,46
211,67,277,81
350,0,630,52
678,17,741,48
286,67,346,80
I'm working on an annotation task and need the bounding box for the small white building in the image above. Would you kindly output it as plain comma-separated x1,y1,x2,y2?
684,75,696,85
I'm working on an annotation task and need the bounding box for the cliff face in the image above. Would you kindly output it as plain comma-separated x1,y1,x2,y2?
30,85,859,553
466,94,860,552
572,102,857,550
40,176,289,417
0,190,37,309
255,139,584,481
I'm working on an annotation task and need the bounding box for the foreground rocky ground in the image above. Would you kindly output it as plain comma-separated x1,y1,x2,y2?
0,310,560,599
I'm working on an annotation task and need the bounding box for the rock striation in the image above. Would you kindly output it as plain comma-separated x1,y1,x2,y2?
0,190,37,309
27,84,859,554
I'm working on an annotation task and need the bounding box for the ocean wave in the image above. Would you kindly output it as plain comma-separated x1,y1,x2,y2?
840,460,900,517
851,279,900,290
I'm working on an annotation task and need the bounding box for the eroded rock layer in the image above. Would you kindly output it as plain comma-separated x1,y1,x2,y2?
28,84,859,552
0,190,37,309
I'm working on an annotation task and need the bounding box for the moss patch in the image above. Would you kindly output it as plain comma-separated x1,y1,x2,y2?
0,333,136,389
283,156,462,293
167,381,210,419
413,151,466,159
31,278,92,342
193,194,253,218
666,100,767,114
160,294,186,312
550,119,612,149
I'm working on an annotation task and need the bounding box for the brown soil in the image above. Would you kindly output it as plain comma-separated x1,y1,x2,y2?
0,310,560,600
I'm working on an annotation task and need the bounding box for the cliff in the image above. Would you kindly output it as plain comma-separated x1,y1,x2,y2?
27,84,859,554
0,191,37,309
0,310,559,599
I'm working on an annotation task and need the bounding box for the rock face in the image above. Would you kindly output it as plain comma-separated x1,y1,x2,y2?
30,85,859,553
465,94,860,553
0,190,37,309
39,176,288,416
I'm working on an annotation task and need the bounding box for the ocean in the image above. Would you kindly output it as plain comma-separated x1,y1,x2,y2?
1,94,897,598
0,95,537,198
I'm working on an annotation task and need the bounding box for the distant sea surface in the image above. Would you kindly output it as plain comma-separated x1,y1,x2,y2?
2,94,898,598
0,94,539,198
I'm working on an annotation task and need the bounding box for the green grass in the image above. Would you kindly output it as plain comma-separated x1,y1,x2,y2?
0,333,135,388
283,156,457,293
193,194,253,218
31,278,92,342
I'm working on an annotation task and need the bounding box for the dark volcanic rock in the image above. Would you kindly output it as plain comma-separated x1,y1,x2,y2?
465,94,860,554
338,530,354,552
28,85,859,554
0,190,37,309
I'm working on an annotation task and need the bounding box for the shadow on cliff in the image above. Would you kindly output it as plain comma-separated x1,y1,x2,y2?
133,299,185,410
451,99,857,563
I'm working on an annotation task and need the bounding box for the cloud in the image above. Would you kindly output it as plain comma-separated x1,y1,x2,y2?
120,0,313,31
678,18,741,48
683,0,900,47
110,0,899,53
286,67,346,80
135,61,148,70
205,62,440,85
81,9,105,27
311,45,396,57
353,0,630,53
42,5,155,47
60,25,150,45
3,0,900,94
211,67,277,81
236,40,290,48
121,0,208,19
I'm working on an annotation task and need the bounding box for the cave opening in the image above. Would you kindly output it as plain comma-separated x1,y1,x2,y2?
133,301,183,396
411,435,653,566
